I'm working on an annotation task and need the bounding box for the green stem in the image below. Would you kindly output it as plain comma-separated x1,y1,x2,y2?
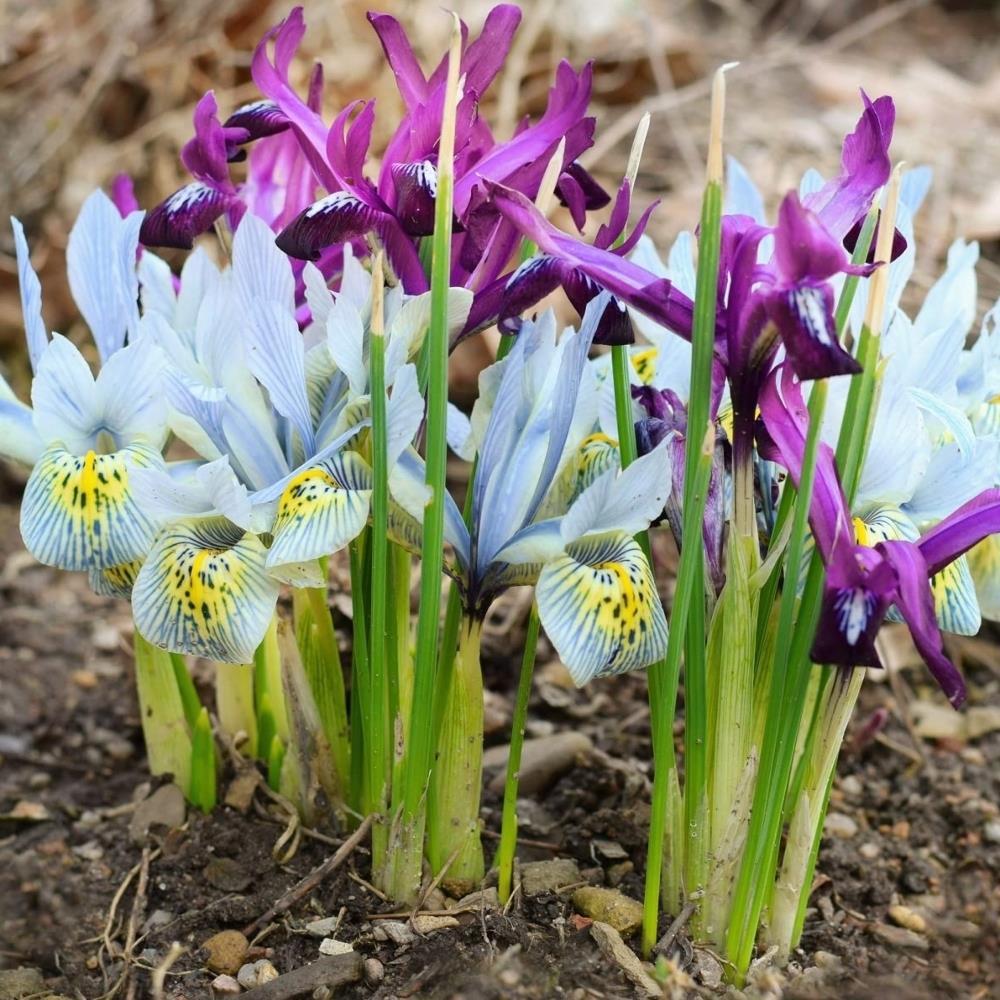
427,616,485,889
189,707,217,812
169,653,202,729
497,605,541,903
349,538,372,818
611,347,638,467
385,20,462,904
133,631,193,798
253,616,288,742
215,661,257,757
304,586,350,784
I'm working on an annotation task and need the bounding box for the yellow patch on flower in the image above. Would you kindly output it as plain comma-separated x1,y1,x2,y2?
90,558,144,598
20,442,161,571
536,530,668,683
930,556,981,636
266,452,373,570
133,517,279,662
967,534,1000,620
630,347,658,385
539,433,620,519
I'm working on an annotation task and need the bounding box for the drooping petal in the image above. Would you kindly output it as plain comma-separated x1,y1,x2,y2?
67,190,143,362
276,191,386,261
20,442,163,571
391,160,438,237
878,539,966,707
133,516,280,662
914,488,1000,577
488,183,695,339
764,281,861,382
10,217,48,372
536,529,668,685
140,182,231,250
366,11,430,111
0,380,42,466
223,99,291,141
266,451,373,574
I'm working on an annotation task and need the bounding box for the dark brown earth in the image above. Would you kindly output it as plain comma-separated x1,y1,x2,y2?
2,483,998,1000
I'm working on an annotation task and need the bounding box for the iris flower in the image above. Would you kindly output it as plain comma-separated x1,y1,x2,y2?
5,193,168,597
760,364,1000,707
444,295,669,683
130,213,436,661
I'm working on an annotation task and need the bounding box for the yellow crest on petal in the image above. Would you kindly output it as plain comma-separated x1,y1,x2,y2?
539,433,620,519
20,443,162,571
630,347,658,385
133,517,279,662
536,530,668,684
89,559,144,598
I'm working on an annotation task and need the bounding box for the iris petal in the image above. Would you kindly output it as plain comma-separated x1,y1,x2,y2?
266,452,373,575
89,559,143,598
133,516,279,662
536,530,667,685
20,443,162,571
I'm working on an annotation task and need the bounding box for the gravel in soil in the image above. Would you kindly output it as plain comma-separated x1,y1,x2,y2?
1,497,998,999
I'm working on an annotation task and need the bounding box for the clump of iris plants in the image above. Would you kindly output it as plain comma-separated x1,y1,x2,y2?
4,4,1000,984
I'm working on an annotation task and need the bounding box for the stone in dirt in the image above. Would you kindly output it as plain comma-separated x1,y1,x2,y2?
870,922,929,951
203,857,253,893
572,886,644,936
411,913,460,934
318,939,354,956
363,958,385,985
304,916,342,937
455,886,500,910
210,974,241,995
129,784,185,844
824,812,858,839
202,929,250,974
520,858,581,896
376,920,416,945
484,732,593,794
237,959,279,987
589,921,660,998
888,904,927,933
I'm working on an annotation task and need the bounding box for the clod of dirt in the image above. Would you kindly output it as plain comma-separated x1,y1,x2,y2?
520,857,581,895
589,920,661,998
202,929,250,974
203,856,253,892
485,732,593,794
572,886,644,935
0,967,45,1000
128,783,185,843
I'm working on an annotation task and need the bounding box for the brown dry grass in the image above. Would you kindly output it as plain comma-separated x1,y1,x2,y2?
2,0,999,392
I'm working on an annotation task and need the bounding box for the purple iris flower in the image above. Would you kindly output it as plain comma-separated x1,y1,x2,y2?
139,92,248,249
759,364,1000,707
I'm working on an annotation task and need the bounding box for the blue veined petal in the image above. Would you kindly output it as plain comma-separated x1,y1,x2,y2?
233,212,297,311
903,438,997,528
10,217,48,371
89,559,143,598
266,451,373,573
930,555,981,636
244,299,316,455
133,516,279,662
130,456,252,529
325,294,367,396
94,337,168,450
67,190,143,362
31,334,102,454
536,530,668,685
20,442,163,571
968,534,1000,621
914,238,979,340
386,364,423,469
908,389,975,456
0,379,42,466
137,252,177,320
484,518,563,593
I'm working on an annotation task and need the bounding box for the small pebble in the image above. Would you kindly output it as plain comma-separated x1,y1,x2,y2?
870,922,929,951
318,939,354,956
363,958,385,986
129,784,186,844
521,858,581,896
305,916,341,937
572,887,644,935
888,904,926,934
236,959,279,988
983,820,1000,845
839,775,863,797
858,842,880,860
824,812,858,839
411,913,459,934
378,921,416,945
210,973,241,995
203,858,252,893
942,919,981,940
814,950,840,969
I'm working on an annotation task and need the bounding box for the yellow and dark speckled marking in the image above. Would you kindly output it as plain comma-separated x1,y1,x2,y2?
133,516,279,663
536,529,668,684
20,442,162,571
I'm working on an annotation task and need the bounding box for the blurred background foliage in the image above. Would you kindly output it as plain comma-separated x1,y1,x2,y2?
2,0,999,401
